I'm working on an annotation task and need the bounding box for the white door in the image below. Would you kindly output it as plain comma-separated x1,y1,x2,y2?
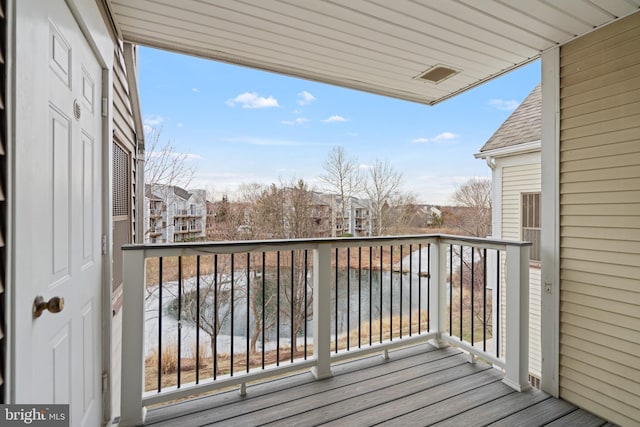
13,0,104,426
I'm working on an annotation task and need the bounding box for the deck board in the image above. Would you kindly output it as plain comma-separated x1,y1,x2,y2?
145,343,609,427
487,398,580,427
431,388,552,427
270,364,494,426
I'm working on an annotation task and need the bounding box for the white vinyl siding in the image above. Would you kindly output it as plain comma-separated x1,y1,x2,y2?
501,162,542,379
111,38,140,298
559,12,640,426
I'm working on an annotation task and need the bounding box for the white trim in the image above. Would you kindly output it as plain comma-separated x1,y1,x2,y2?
492,161,502,240
4,0,15,402
540,47,560,397
63,3,115,423
65,0,113,69
474,140,541,160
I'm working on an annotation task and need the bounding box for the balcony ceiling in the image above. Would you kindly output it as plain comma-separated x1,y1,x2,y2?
107,0,640,105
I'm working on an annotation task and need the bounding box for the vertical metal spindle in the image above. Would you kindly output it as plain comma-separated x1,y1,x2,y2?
409,244,413,336
399,245,403,339
261,252,266,369
427,243,431,332
335,248,339,353
379,246,383,343
247,254,250,373
177,256,182,387
231,254,235,376
347,247,350,350
358,246,362,348
196,256,200,384
291,250,295,363
483,248,487,352
390,246,393,341
304,250,308,360
496,250,500,356
369,246,373,346
213,255,218,380
276,251,280,366
449,245,453,335
158,257,163,393
418,244,422,334
460,245,463,341
471,248,475,347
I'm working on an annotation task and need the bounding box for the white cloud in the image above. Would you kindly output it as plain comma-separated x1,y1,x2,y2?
222,136,311,146
411,132,459,144
297,91,316,105
358,164,373,170
281,117,310,126
192,87,200,93
488,98,519,111
143,115,166,135
347,132,359,137
226,92,280,109
147,150,203,161
144,115,165,127
177,123,183,128
322,115,348,123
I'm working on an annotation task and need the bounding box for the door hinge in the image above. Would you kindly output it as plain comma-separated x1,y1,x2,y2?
101,97,108,118
102,234,107,255
102,372,109,393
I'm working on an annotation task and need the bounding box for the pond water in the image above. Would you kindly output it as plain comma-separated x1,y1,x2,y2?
143,248,450,358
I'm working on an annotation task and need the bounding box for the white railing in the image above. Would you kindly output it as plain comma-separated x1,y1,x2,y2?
119,235,529,426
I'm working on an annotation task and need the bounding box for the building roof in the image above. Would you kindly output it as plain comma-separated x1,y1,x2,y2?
479,84,541,153
173,186,192,200
144,184,162,201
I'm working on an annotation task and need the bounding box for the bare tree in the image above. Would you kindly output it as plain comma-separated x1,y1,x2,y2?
144,127,196,189
364,160,403,236
319,147,364,236
447,178,493,338
144,127,198,240
450,177,492,237
206,195,248,241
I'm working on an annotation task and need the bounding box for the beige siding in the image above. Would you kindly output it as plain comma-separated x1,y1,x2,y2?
500,162,542,378
111,38,140,296
559,12,640,426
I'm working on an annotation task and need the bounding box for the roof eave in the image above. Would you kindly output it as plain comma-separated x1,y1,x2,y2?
474,140,541,160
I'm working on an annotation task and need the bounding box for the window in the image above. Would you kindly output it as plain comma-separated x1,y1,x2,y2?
522,192,541,264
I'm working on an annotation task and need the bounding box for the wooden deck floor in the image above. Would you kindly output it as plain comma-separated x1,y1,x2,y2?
144,343,612,427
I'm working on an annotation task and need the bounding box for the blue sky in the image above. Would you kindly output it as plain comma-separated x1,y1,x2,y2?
138,46,540,205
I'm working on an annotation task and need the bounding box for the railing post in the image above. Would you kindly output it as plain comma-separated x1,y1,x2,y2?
503,244,530,391
429,240,448,348
119,249,147,426
311,243,333,379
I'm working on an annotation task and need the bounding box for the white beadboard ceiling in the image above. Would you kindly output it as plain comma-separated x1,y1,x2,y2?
106,0,640,105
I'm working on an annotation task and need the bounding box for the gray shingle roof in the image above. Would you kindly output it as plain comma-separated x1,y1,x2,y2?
479,84,541,152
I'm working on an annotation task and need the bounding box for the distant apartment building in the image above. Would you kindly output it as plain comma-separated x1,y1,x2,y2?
319,195,374,237
145,184,208,243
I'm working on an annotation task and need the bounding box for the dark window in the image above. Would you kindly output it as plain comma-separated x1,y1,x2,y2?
522,192,541,264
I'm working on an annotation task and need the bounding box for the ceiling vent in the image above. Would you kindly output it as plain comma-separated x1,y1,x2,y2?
416,65,460,84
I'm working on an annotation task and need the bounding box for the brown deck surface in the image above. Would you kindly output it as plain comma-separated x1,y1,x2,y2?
144,343,609,427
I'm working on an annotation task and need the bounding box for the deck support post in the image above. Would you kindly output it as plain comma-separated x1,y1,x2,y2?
503,244,530,392
428,240,448,349
311,243,333,379
120,249,147,426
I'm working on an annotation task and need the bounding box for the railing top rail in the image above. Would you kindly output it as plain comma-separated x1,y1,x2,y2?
122,234,531,256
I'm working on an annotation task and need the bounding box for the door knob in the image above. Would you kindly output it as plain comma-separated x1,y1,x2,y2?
33,296,65,318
